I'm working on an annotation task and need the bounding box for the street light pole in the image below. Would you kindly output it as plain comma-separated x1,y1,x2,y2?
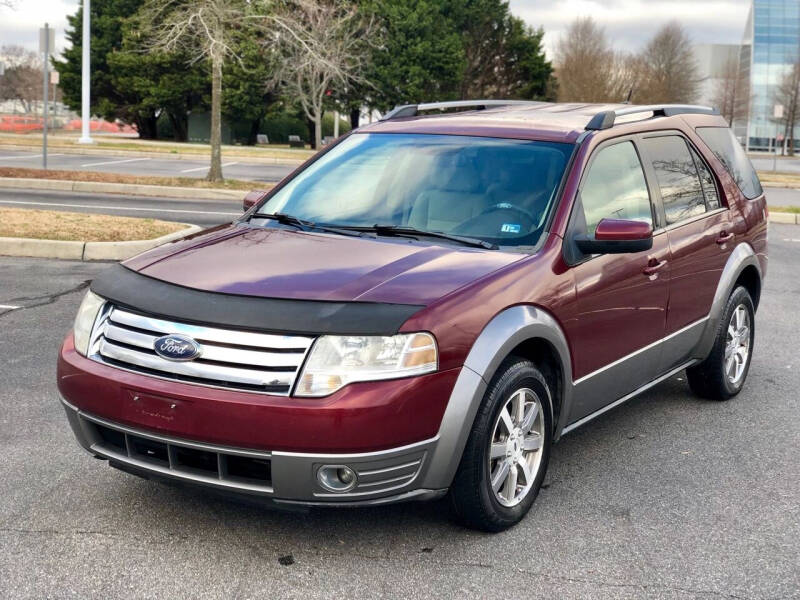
77,0,93,144
41,23,51,170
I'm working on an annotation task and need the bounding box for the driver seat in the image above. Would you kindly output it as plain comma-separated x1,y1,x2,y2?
408,163,488,232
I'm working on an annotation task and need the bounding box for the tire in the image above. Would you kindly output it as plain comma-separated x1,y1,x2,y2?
449,357,553,532
686,286,755,401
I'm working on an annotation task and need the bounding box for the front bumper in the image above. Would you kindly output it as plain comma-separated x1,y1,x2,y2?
62,398,447,505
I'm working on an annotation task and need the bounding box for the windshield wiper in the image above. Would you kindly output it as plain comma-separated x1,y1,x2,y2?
250,212,366,238
348,224,498,250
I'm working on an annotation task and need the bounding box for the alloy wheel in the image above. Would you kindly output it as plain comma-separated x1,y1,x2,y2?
488,388,545,507
725,304,751,386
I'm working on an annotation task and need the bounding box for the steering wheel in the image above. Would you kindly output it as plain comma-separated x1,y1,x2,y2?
453,202,538,236
478,202,538,223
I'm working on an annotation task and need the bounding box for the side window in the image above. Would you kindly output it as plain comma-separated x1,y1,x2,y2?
696,127,763,199
580,141,652,235
690,147,720,210
641,136,705,225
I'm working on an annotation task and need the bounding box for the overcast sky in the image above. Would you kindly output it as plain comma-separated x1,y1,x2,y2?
1,0,752,60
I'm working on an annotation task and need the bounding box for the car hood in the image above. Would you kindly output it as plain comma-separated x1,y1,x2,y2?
123,224,524,305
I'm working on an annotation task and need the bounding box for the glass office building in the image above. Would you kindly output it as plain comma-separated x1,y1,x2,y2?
734,0,800,150
736,0,800,150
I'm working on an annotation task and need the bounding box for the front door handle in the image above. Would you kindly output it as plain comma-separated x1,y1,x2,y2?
643,259,667,276
716,231,734,245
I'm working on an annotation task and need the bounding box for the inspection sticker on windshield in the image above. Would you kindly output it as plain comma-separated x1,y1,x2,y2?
501,223,521,234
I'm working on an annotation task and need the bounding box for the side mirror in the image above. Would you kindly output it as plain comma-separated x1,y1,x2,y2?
575,218,653,254
243,189,270,212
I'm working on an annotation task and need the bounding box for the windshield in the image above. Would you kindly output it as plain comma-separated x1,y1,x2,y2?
256,133,573,248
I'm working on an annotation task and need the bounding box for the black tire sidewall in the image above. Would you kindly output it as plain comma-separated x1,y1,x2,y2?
720,287,755,396
476,361,553,526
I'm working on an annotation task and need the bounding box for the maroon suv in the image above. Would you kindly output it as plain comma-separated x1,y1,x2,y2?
58,101,768,531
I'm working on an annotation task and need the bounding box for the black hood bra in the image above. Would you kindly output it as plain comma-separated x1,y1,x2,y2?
91,264,424,336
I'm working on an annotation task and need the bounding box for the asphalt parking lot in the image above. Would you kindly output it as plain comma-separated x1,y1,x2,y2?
0,149,296,182
0,227,798,599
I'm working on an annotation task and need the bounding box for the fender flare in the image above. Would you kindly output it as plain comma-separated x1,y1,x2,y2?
694,242,762,360
419,305,574,491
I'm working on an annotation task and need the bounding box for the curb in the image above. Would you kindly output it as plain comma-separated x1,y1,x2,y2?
769,211,799,224
0,224,202,261
0,143,309,165
0,177,260,201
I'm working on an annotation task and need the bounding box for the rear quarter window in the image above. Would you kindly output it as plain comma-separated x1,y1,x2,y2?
696,127,763,200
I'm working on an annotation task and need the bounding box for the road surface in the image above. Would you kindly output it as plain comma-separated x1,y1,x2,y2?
0,188,243,227
764,185,800,208
0,228,798,599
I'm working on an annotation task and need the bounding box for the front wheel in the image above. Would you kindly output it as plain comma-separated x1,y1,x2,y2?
449,357,553,532
687,286,755,400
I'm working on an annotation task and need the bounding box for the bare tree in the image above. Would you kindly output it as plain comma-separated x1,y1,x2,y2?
0,45,43,113
711,56,748,127
138,0,257,181
266,0,375,150
638,22,699,104
774,61,800,156
608,51,646,103
554,17,616,103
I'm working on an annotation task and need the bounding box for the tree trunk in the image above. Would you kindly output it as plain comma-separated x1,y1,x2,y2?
247,118,261,146
314,111,322,151
207,51,224,182
306,118,316,150
135,115,159,140
349,107,360,129
167,111,188,142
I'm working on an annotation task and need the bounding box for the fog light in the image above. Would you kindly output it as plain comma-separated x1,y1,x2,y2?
317,465,357,493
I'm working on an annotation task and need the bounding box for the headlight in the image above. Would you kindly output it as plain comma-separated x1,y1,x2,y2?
295,332,438,397
73,290,105,356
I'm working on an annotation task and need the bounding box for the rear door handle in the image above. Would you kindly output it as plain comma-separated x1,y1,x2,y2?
643,259,667,276
716,231,734,244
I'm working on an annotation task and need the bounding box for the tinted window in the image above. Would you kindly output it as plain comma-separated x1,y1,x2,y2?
691,147,720,210
696,127,763,199
580,141,652,234
259,133,573,248
642,136,705,225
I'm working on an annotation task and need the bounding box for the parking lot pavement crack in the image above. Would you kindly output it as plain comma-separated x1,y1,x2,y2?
1,279,90,317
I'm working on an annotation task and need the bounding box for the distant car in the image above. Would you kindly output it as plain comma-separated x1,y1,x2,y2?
59,101,768,531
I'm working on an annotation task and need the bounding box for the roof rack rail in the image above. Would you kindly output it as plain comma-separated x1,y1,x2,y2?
585,104,719,131
381,100,541,121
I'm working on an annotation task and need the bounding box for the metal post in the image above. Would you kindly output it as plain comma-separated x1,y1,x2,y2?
78,0,93,144
774,125,779,172
42,23,49,170
333,110,339,138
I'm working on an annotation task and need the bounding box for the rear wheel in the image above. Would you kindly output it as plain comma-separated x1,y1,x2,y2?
449,357,552,532
687,286,755,400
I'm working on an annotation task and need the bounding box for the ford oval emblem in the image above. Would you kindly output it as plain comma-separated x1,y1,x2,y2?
153,334,202,362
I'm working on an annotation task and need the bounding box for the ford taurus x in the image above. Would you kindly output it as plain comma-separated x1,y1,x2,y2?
58,101,768,531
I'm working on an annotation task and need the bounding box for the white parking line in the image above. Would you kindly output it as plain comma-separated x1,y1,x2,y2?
0,304,21,310
180,161,238,173
0,199,240,217
0,153,64,160
80,157,151,168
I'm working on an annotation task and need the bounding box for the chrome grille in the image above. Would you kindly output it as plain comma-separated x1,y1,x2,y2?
89,305,314,395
